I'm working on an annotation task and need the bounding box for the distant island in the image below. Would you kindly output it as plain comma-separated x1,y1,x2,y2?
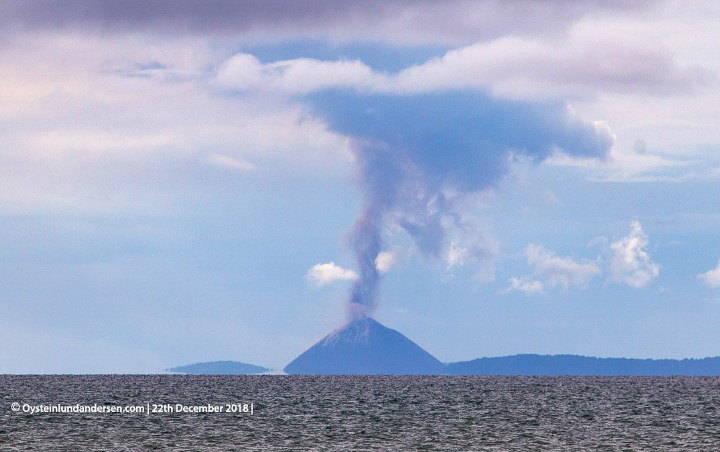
446,354,720,376
168,360,268,375
281,318,720,376
170,354,720,376
171,320,720,376
169,354,720,376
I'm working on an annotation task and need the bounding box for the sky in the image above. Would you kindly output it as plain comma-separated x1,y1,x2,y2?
2,0,720,373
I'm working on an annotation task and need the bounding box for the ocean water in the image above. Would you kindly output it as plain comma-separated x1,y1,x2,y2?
2,375,720,450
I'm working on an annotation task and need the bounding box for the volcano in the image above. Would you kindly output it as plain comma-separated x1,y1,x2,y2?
284,317,446,375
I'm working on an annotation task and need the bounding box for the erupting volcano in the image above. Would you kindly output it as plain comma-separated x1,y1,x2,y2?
284,317,445,375
290,92,613,375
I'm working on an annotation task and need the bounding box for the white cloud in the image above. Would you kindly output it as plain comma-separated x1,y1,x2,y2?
546,141,694,183
394,31,709,100
439,198,499,282
505,244,600,295
698,260,720,288
216,28,708,101
609,220,659,288
306,262,358,286
446,241,470,269
526,244,601,290
216,54,383,94
507,222,661,294
375,250,397,274
0,33,348,214
506,277,545,295
207,154,256,171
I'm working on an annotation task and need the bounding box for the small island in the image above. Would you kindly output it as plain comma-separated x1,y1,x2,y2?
167,360,268,375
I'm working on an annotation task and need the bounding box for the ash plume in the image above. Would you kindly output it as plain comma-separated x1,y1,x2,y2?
309,90,613,320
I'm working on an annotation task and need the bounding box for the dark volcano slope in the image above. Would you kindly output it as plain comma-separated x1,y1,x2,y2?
284,318,445,375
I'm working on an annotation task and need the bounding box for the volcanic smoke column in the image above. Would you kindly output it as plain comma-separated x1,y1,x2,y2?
308,91,614,321
346,143,406,320
347,211,381,319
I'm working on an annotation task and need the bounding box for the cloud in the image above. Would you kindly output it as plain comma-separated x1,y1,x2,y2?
442,208,499,281
0,1,652,45
306,262,358,287
308,91,613,193
506,277,545,295
505,244,601,295
525,244,601,290
507,222,663,295
215,54,384,95
698,260,720,288
546,135,699,183
609,220,659,288
216,32,710,101
0,34,350,214
394,31,711,100
207,154,257,171
306,90,611,316
374,250,397,274
446,242,470,269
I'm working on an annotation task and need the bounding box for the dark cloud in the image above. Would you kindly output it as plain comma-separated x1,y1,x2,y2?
1,0,651,44
310,91,611,191
307,90,613,318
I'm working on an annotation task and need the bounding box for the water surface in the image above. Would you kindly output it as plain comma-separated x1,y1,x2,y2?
2,375,719,450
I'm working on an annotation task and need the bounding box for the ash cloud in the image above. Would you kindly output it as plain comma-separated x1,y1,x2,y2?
308,90,613,319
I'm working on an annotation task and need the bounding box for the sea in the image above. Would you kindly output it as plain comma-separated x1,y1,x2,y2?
2,375,720,450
